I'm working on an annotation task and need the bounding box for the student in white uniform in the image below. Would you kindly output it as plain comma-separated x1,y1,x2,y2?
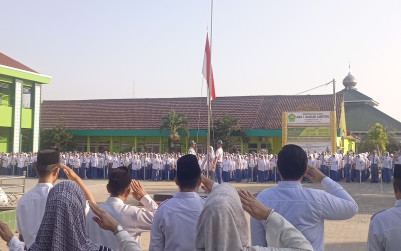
368,164,401,251
150,154,217,251
16,150,96,249
87,166,158,250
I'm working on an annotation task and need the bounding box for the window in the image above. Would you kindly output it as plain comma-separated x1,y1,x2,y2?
22,87,32,108
0,82,11,106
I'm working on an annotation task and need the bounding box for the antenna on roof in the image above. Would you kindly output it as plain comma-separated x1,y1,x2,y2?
349,60,351,72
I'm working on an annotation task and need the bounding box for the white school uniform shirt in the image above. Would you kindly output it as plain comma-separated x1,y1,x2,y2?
368,200,401,251
98,157,105,168
16,183,53,249
222,159,230,171
188,147,196,155
87,195,158,251
252,177,358,251
370,155,380,165
355,158,364,170
112,156,121,169
17,156,26,168
383,156,393,169
216,148,223,163
91,156,99,168
149,189,216,251
330,157,339,171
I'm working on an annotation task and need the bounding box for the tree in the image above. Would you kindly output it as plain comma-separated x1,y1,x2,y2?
213,114,249,152
160,110,189,153
40,117,75,151
358,123,389,154
383,127,401,153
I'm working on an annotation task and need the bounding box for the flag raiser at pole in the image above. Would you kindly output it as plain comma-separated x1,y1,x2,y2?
202,33,216,100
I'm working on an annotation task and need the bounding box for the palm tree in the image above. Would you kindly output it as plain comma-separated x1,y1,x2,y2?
160,110,189,152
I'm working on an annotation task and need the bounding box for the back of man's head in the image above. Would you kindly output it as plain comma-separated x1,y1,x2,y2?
108,167,131,197
35,149,60,177
177,154,201,190
277,144,308,180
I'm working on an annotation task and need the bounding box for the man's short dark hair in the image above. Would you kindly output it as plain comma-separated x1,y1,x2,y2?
35,149,60,177
177,155,201,190
108,167,131,196
277,144,308,180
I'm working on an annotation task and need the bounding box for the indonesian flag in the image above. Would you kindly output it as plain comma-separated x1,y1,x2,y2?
202,34,216,100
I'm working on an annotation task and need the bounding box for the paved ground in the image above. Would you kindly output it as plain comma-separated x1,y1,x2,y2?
0,178,395,251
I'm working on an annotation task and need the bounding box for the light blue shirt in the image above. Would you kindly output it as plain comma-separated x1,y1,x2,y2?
149,192,206,251
368,200,401,251
251,177,358,251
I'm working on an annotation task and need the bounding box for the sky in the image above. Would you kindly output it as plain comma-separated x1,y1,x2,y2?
1,0,401,121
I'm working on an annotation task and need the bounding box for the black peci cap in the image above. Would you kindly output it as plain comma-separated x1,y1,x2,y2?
109,166,131,190
37,149,60,166
177,154,201,180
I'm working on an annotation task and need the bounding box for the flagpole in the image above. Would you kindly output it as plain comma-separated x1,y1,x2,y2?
206,0,213,179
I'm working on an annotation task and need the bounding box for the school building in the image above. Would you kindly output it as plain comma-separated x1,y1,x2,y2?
41,93,355,154
0,52,51,153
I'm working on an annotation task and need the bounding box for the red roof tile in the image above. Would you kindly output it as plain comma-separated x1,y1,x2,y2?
0,52,38,73
41,95,344,131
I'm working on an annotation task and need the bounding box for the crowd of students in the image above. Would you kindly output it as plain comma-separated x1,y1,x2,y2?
1,146,399,185
0,144,400,250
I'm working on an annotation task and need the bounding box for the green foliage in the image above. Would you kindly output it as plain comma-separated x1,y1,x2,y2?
40,117,75,151
213,114,249,152
358,123,389,154
383,127,401,153
160,110,189,152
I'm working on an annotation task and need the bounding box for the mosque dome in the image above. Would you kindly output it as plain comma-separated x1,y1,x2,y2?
342,72,357,90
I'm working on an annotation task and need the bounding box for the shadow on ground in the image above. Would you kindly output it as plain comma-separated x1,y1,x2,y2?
326,242,367,251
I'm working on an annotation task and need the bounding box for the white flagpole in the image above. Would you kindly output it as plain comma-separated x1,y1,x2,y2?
206,0,213,179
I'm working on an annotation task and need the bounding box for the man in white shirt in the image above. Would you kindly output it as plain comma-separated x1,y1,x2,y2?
368,164,401,250
150,154,216,251
188,140,197,155
87,166,158,250
17,149,95,249
251,144,358,251
214,140,224,184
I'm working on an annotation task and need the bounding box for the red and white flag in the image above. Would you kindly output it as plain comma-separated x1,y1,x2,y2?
202,33,216,100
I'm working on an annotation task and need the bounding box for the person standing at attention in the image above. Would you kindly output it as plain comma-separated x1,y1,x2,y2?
251,144,358,251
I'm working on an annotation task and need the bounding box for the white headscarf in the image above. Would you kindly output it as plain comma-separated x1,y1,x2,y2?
195,183,248,251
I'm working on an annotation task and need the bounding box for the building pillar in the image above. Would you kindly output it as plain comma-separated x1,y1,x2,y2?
134,136,137,152
12,79,23,153
110,137,113,152
32,84,41,152
159,137,162,153
240,138,244,154
87,136,91,152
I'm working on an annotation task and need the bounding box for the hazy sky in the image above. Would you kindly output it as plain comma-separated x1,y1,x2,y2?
1,0,401,121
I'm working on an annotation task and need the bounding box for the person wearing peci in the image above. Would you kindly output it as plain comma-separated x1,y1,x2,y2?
16,149,96,249
251,144,358,251
195,183,313,251
87,166,158,250
0,181,142,251
149,154,217,251
188,140,197,155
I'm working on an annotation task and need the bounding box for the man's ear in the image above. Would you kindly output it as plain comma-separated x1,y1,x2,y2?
174,177,179,186
106,184,110,193
197,177,202,187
